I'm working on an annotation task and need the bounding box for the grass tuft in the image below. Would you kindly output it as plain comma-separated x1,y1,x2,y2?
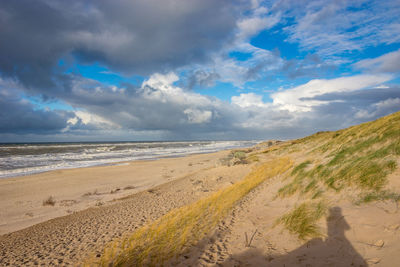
356,190,400,204
291,160,312,175
42,196,56,206
277,201,327,240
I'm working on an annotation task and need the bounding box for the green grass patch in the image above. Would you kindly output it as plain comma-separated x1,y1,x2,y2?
278,111,400,198
356,190,400,204
277,201,327,240
291,160,312,175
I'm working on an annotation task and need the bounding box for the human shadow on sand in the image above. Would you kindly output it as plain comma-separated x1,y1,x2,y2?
220,206,368,266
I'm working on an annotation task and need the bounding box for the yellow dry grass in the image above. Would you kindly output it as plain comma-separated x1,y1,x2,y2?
88,157,292,266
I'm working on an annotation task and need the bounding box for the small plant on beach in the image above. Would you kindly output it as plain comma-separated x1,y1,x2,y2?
277,201,327,240
42,196,56,206
219,150,250,166
233,151,248,165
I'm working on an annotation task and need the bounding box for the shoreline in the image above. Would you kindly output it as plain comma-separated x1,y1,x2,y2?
0,150,221,180
0,140,259,179
0,149,232,235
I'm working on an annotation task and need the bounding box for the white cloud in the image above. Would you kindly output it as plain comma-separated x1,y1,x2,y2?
271,74,392,112
66,110,118,131
237,13,280,40
354,48,400,73
236,3,280,41
283,1,400,58
141,72,213,107
379,23,400,44
231,93,268,108
142,72,179,91
204,43,282,87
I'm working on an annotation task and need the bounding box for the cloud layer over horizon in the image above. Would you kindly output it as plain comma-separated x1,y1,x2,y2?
1,0,399,142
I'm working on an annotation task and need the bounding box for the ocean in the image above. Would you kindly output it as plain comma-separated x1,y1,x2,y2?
0,140,259,178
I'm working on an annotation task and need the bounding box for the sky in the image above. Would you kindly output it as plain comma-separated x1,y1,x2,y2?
0,0,400,142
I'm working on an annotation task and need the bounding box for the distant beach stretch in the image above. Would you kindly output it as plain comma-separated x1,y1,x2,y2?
0,141,258,178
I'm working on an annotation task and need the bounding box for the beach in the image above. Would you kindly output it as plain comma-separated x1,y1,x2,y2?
1,128,400,266
0,149,254,266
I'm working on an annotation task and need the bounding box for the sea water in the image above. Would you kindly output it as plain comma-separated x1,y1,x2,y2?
0,141,259,178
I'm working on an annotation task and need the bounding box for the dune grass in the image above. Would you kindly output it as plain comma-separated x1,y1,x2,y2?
89,157,292,266
277,111,400,198
277,201,327,240
356,190,400,204
274,112,400,239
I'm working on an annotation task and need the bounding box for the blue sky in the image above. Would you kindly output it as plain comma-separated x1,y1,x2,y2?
0,0,399,142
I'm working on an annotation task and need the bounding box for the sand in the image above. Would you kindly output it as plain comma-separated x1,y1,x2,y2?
0,151,227,235
1,146,400,266
0,150,253,266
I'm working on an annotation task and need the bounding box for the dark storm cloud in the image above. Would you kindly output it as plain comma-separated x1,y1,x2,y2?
0,90,73,134
0,0,239,93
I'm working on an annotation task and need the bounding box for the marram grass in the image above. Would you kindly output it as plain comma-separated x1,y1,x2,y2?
277,111,400,198
88,157,292,266
277,201,327,240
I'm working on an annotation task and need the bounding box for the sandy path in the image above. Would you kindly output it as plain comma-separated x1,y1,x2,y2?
0,158,252,266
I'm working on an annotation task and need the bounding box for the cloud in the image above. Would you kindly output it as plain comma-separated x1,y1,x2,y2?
281,0,400,58
1,71,399,141
185,70,220,89
280,53,336,79
271,74,392,112
191,43,282,88
66,110,118,130
183,108,212,124
0,0,239,92
237,12,281,40
231,93,268,108
0,81,73,134
354,48,400,73
355,96,400,120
